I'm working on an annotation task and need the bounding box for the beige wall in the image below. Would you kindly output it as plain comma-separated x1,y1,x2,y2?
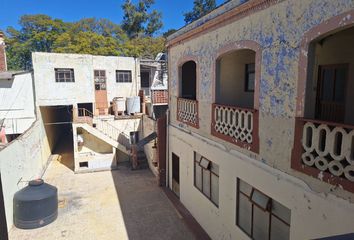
167,0,354,239
168,126,354,240
217,50,255,108
305,27,354,124
0,117,52,230
142,115,158,176
32,52,140,107
168,0,354,199
78,128,113,154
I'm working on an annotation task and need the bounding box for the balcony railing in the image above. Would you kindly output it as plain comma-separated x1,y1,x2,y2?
211,103,259,153
151,90,168,105
177,98,199,128
291,118,354,192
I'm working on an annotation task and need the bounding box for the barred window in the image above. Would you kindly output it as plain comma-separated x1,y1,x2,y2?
94,70,106,90
194,152,219,206
237,178,291,240
55,68,75,82
116,70,132,83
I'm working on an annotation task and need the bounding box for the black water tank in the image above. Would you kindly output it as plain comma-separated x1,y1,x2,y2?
13,179,58,229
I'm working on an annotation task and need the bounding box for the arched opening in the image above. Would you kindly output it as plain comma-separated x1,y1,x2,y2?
216,49,255,108
292,23,354,191
180,61,197,100
304,26,354,125
177,60,199,128
211,47,259,153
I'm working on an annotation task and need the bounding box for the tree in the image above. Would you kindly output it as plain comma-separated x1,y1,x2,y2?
121,0,163,38
122,36,165,58
5,14,68,69
53,32,123,56
184,0,216,24
163,29,177,38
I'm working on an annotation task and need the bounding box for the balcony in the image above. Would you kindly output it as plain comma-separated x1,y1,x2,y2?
211,103,259,152
177,97,199,128
291,118,354,192
151,90,168,105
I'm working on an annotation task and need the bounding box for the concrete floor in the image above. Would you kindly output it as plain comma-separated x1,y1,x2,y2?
9,157,196,239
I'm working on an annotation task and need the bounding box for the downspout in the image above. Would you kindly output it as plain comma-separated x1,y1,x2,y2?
166,109,170,188
135,58,139,96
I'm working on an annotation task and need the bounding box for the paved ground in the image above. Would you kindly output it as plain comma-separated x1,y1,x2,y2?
9,155,196,239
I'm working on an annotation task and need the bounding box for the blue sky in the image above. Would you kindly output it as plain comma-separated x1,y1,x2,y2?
0,0,225,34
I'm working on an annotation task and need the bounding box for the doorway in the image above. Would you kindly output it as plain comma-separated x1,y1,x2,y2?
94,70,108,115
316,64,348,122
172,153,180,198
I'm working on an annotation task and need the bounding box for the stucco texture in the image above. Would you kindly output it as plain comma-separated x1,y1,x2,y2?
168,0,354,197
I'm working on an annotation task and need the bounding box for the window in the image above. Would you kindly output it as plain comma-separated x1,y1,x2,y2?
94,70,106,90
140,71,150,88
55,68,75,82
194,152,219,206
116,70,132,83
245,63,255,92
236,179,290,240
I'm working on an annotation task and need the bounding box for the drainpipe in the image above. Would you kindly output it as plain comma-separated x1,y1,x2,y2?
166,109,170,188
135,58,139,96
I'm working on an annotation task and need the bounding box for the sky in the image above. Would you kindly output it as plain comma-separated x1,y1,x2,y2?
0,0,225,34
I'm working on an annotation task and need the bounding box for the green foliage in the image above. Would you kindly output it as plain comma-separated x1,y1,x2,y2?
163,29,177,38
5,13,165,70
184,0,216,24
121,0,163,38
5,15,68,70
122,37,165,58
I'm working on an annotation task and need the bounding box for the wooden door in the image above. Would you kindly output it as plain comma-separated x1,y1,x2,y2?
172,153,180,198
94,70,108,115
316,64,348,123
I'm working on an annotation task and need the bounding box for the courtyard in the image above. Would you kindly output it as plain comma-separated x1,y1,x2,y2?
9,155,196,240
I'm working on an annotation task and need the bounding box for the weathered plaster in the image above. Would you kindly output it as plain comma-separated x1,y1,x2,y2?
167,0,354,238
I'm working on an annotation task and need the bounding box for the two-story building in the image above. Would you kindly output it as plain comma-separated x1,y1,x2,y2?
166,0,354,239
32,52,167,173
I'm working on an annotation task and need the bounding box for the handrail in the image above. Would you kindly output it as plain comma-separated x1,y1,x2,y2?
299,117,354,130
77,108,94,118
213,103,255,113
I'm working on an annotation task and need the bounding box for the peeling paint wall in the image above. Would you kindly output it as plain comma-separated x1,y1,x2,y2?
169,0,354,197
0,72,35,135
167,0,354,239
168,125,354,239
32,52,140,107
0,117,51,231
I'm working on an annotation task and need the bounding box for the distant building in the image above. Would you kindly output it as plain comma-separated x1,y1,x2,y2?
32,52,167,173
0,33,36,145
166,0,354,239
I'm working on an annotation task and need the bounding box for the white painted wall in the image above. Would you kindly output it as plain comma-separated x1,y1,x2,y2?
32,52,140,107
168,125,354,240
0,72,35,134
0,118,52,230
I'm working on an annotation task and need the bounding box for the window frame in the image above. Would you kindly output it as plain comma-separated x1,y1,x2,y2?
116,70,132,83
245,63,255,92
94,70,107,90
194,152,219,207
236,178,290,240
55,68,75,83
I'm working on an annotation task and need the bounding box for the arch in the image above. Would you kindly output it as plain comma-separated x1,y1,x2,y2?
296,10,354,117
177,55,199,100
212,40,262,110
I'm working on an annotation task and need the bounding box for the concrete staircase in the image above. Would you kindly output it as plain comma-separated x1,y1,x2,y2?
74,108,130,155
